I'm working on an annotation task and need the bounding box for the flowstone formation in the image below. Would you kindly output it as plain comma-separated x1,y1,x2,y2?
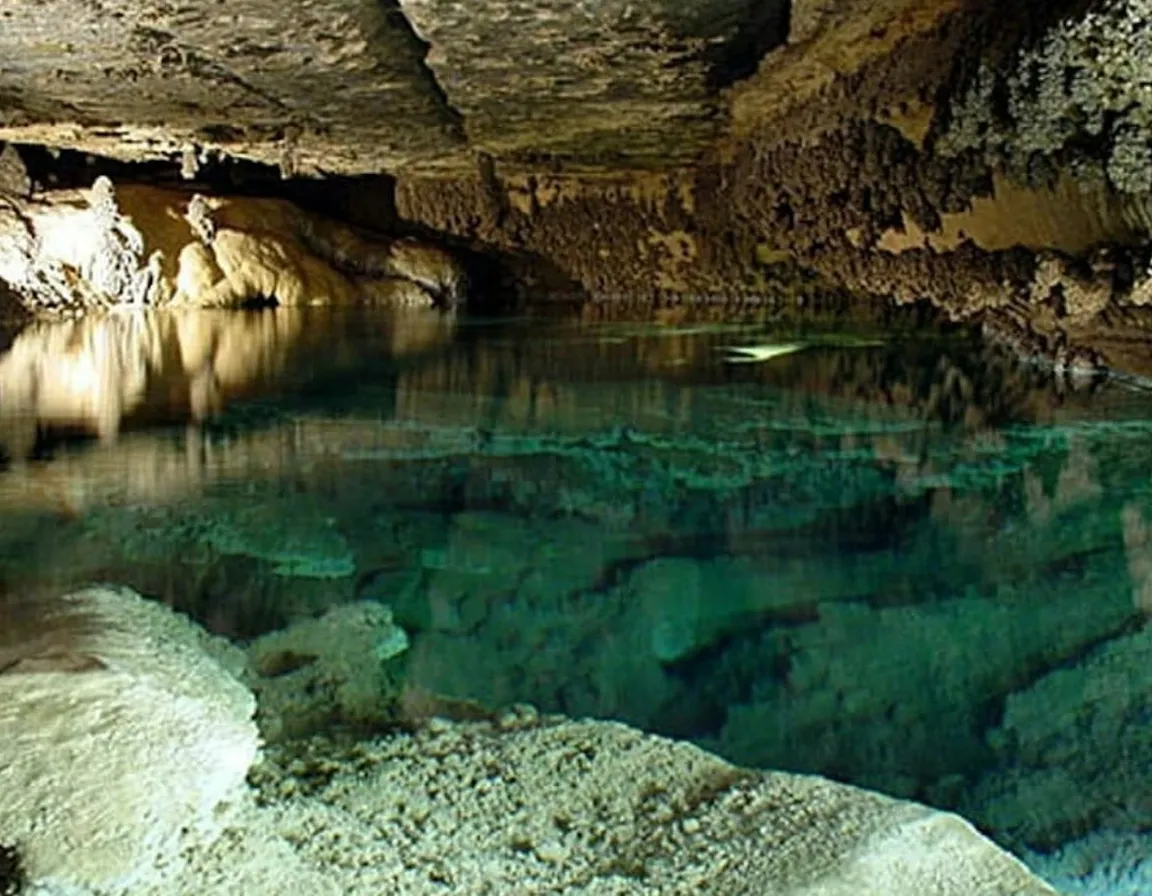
0,585,258,894
0,173,468,315
133,717,1058,896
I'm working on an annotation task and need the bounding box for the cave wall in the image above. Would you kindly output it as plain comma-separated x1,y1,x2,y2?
390,0,1152,370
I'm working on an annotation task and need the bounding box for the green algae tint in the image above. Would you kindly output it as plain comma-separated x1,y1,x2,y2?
0,306,1149,893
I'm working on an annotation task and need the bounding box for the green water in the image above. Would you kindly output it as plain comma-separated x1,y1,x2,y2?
1,307,1150,892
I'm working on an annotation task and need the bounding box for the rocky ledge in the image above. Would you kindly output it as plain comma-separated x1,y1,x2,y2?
0,585,1056,896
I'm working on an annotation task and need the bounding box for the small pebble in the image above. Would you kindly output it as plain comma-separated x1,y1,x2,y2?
535,841,570,864
512,703,539,724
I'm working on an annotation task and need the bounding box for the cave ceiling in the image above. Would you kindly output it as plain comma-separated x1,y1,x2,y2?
0,0,804,176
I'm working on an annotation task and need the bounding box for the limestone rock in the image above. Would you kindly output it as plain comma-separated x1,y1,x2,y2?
0,144,30,197
713,572,1136,798
196,499,356,580
1024,828,1152,895
966,624,1152,849
938,0,1152,197
0,585,260,894
0,0,463,174
398,0,781,164
0,1,787,172
150,718,1056,895
247,601,410,741
0,179,467,314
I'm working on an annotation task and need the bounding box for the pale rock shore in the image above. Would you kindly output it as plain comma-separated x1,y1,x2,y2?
0,586,1057,896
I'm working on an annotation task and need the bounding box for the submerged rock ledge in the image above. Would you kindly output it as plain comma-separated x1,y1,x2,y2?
0,585,1056,896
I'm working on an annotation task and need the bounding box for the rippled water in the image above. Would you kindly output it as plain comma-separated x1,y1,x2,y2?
2,306,1150,892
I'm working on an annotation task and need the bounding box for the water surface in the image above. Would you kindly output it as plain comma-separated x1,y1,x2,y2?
1,306,1149,892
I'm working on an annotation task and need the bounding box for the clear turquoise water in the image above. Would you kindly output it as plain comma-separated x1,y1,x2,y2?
2,306,1150,891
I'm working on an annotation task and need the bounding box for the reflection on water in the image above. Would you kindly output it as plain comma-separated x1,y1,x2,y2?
0,307,456,455
1,308,1150,888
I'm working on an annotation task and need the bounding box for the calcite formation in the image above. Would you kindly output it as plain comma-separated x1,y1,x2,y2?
0,0,788,173
246,600,410,741
0,585,259,894
0,579,1060,895
0,175,467,315
966,624,1152,850
139,716,1058,895
3,1,1152,369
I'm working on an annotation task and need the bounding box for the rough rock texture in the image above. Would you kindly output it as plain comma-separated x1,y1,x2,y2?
147,718,1055,895
398,0,787,165
0,0,789,173
0,0,464,175
246,601,410,741
936,0,1152,198
7,1,1152,370
0,585,259,895
385,0,1152,372
0,583,1057,894
965,622,1152,850
0,176,467,315
1025,828,1152,896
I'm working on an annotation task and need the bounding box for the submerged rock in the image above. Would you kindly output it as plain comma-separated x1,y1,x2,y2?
711,569,1136,798
246,600,410,741
83,497,356,582
198,501,356,580
0,585,259,894
0,582,1056,895
966,623,1152,850
1024,829,1152,896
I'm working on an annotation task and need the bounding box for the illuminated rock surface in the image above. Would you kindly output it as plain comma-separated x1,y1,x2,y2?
0,178,467,315
144,719,1054,896
0,585,1054,896
3,2,1152,890
5,0,1152,369
0,585,258,894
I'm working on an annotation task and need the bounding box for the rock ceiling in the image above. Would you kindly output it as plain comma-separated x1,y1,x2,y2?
0,0,794,175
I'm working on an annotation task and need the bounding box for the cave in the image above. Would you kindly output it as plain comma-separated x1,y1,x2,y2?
1,2,1151,894
2,0,1151,366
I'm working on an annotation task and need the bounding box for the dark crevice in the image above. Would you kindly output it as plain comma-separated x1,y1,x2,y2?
699,0,792,89
975,612,1148,743
0,843,25,896
367,1,466,142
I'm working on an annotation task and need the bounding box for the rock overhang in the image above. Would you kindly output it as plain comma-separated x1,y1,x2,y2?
0,0,793,175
